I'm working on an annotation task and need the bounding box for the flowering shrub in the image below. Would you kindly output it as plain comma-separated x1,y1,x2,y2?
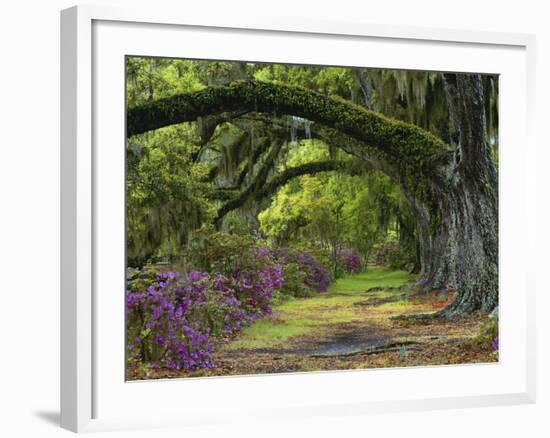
126,270,215,371
188,228,331,295
272,248,332,296
188,230,285,316
127,230,335,371
296,250,332,292
337,246,362,274
126,264,283,371
371,238,414,269
228,256,284,318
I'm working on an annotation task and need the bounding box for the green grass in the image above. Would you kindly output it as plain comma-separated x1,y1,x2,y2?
329,268,410,294
227,317,320,349
224,267,410,350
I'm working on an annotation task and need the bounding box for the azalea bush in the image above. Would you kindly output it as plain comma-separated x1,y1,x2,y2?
126,264,283,371
187,229,285,315
126,270,215,371
127,230,335,371
337,246,362,274
189,228,332,297
371,238,414,269
272,247,332,297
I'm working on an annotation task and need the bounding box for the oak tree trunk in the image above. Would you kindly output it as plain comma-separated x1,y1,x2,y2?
416,74,498,316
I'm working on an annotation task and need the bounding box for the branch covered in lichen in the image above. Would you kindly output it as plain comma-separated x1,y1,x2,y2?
215,159,365,224
127,80,452,176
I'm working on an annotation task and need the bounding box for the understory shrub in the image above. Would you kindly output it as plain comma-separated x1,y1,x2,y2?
292,242,362,279
127,229,334,371
292,241,332,273
272,247,332,297
371,239,414,269
126,263,283,371
187,227,270,275
336,246,362,274
126,270,214,371
189,228,332,297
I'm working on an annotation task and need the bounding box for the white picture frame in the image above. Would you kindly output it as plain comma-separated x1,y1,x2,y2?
60,4,537,433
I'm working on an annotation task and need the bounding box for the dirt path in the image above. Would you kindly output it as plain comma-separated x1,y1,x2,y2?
197,268,496,376
141,268,497,379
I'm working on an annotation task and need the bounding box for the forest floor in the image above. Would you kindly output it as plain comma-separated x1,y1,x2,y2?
131,268,497,380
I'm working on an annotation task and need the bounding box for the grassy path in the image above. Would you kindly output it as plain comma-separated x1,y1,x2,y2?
142,268,497,379
226,268,410,351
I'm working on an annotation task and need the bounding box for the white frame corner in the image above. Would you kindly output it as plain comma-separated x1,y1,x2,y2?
60,4,536,433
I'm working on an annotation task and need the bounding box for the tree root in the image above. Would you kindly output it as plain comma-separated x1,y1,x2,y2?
390,312,441,322
391,302,470,321
309,341,422,358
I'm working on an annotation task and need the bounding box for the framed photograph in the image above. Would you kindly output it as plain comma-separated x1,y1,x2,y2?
61,5,536,433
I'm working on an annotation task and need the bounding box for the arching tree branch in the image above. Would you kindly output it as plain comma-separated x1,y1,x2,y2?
214,159,366,225
234,113,404,186
257,160,365,200
127,80,452,177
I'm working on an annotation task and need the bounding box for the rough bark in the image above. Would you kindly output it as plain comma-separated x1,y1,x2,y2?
415,74,498,316
356,69,376,110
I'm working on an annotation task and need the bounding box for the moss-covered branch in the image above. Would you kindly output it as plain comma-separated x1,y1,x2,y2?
258,160,364,199
241,113,421,196
127,80,452,176
215,159,365,225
